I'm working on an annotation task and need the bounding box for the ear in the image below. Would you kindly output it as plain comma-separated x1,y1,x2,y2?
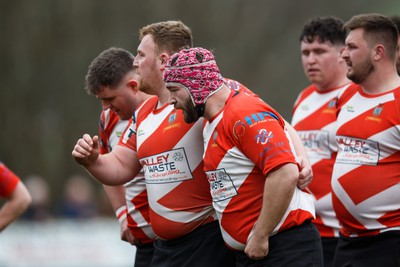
159,53,170,71
127,79,139,92
373,44,385,61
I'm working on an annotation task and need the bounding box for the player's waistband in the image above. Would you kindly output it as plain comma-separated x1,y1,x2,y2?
159,220,219,246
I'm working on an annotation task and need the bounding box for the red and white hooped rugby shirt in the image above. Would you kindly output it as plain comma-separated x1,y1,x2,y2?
332,84,400,237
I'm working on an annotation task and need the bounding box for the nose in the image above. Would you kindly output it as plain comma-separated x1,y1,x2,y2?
169,96,176,106
133,57,139,67
307,53,317,64
341,47,349,59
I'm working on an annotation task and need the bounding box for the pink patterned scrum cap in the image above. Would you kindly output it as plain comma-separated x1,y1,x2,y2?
164,47,224,106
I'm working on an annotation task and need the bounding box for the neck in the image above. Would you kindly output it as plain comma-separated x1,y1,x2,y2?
156,85,171,108
316,76,351,91
361,66,400,94
203,84,231,120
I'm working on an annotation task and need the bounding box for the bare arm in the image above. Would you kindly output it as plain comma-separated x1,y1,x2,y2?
72,134,141,186
285,122,313,189
103,185,138,245
244,163,298,259
0,182,32,231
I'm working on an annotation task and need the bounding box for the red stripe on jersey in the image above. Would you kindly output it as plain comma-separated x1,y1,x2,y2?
332,193,369,235
292,86,315,114
307,156,335,200
137,107,195,159
338,152,400,205
219,170,265,245
149,211,215,240
278,209,315,233
338,100,399,139
99,110,121,154
314,215,335,237
127,189,153,244
378,208,400,228
293,101,337,130
157,164,212,213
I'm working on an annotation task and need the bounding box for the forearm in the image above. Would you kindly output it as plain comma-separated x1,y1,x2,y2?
0,182,31,231
103,185,127,212
84,148,139,186
285,122,313,189
285,121,309,162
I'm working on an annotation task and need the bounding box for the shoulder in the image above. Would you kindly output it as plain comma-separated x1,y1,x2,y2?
224,93,284,127
337,83,360,107
223,78,257,97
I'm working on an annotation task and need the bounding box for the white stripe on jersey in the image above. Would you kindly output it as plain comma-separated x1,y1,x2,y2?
292,89,341,125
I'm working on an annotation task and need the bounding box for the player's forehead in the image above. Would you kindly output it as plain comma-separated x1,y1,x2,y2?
301,38,334,50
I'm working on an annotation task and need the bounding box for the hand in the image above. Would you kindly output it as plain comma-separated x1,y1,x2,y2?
71,134,100,166
120,218,140,246
297,156,313,189
244,233,269,260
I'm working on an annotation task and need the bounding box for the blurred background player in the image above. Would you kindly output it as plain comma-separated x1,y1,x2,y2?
0,161,32,231
291,16,352,267
84,47,156,266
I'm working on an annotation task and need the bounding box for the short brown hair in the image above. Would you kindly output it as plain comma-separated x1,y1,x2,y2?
344,13,398,60
139,20,193,56
85,47,135,95
390,15,400,34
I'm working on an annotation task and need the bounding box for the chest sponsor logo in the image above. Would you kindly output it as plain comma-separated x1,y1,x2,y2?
140,147,193,184
336,136,380,165
299,130,331,159
206,169,238,202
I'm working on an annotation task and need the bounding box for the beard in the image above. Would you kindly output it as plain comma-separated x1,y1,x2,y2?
346,57,374,84
181,98,200,124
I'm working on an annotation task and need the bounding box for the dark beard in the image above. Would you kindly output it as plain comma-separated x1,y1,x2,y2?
182,98,200,123
347,58,374,84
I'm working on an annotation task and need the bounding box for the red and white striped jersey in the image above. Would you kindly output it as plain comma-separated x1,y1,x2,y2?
291,83,351,237
332,84,400,237
99,109,156,243
119,97,216,240
203,91,315,250
0,162,20,198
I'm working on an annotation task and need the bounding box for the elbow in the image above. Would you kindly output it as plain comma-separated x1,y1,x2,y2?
284,163,300,188
15,183,33,214
21,192,32,211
